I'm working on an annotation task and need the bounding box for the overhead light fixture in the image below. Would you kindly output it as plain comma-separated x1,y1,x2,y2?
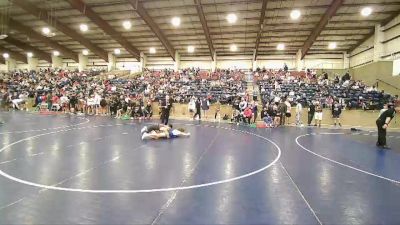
328,42,337,49
114,48,121,55
27,52,33,58
122,20,132,30
171,17,181,27
187,46,195,53
0,34,8,39
277,43,285,50
361,7,372,17
230,44,237,52
149,47,156,54
80,24,89,32
42,27,51,35
3,53,9,59
53,51,60,56
82,49,89,56
226,13,237,24
290,9,301,20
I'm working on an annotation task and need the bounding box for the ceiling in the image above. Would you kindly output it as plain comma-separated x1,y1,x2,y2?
0,0,399,63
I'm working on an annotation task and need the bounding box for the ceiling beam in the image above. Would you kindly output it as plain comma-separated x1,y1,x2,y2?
194,0,214,61
12,0,400,14
127,0,176,60
0,46,28,63
301,0,344,59
349,11,400,53
67,0,140,61
4,37,52,62
254,0,268,61
381,11,400,27
6,17,79,62
12,0,108,62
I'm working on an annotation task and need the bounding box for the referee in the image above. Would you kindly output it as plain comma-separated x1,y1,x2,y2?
376,103,399,149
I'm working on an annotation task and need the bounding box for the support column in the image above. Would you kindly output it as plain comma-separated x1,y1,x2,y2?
51,55,63,68
373,24,384,62
174,51,180,71
107,52,116,72
211,51,217,72
27,57,39,71
252,50,257,71
296,49,304,71
140,52,147,72
78,53,88,72
343,52,350,70
6,58,16,72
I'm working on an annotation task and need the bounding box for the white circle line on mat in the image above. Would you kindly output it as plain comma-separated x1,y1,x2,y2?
295,132,400,184
0,122,281,193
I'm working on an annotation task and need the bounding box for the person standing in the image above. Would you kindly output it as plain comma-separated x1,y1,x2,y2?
295,101,303,126
314,102,323,127
201,97,210,119
188,97,196,119
376,103,398,148
284,99,291,125
308,101,315,126
193,97,201,120
160,95,172,125
332,101,342,127
278,99,287,125
252,101,258,123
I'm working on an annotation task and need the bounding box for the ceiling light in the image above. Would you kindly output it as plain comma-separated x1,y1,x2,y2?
187,46,195,53
114,48,121,55
277,43,285,50
149,47,156,54
361,7,372,17
82,49,89,56
230,44,237,51
80,24,89,32
122,20,132,30
42,27,51,35
328,42,337,49
53,51,60,56
226,13,237,24
171,17,181,27
3,53,9,59
290,9,301,20
27,52,33,58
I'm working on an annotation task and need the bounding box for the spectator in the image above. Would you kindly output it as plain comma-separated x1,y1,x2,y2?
295,101,303,126
308,101,315,126
201,97,210,119
314,101,323,127
332,101,342,127
193,97,201,120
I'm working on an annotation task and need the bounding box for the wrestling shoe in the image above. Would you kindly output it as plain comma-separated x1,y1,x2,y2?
141,126,147,134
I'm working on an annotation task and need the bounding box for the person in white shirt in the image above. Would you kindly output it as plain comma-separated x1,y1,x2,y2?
94,93,101,115
295,101,303,126
239,98,247,112
86,96,96,115
188,97,196,118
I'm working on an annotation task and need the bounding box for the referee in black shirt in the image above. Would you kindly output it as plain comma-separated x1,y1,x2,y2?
376,103,399,149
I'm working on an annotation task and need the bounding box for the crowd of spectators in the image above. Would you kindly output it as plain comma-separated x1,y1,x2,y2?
0,66,397,128
0,67,247,121
255,68,397,127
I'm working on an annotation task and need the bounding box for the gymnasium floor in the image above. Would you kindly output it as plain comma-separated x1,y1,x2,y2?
0,111,399,225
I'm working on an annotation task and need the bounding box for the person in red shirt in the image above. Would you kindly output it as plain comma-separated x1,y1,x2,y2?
243,106,253,124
